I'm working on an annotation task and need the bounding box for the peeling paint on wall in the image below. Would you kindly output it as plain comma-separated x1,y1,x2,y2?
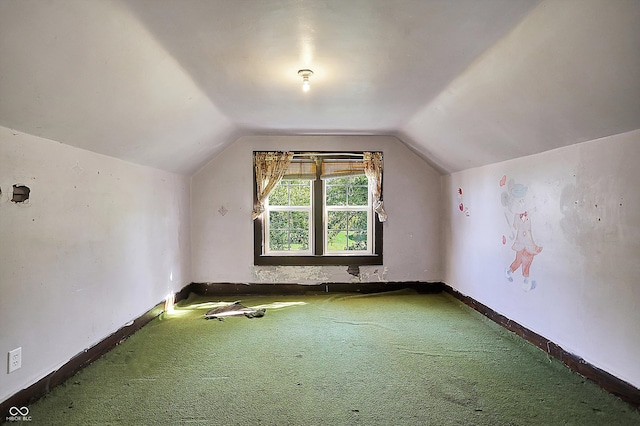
251,264,391,284
358,266,389,282
346,265,360,277
252,265,329,284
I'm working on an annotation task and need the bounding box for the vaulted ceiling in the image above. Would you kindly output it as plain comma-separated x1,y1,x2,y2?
1,0,638,175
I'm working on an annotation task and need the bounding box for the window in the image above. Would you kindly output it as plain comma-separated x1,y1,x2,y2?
265,179,313,254
324,175,371,254
254,152,384,266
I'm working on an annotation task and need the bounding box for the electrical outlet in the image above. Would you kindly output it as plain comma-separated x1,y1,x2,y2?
8,347,22,373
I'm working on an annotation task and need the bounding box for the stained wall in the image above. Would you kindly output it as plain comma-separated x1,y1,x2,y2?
443,129,640,388
191,135,443,284
0,126,191,403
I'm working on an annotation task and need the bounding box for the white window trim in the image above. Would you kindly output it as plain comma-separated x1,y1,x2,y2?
323,179,373,255
264,182,314,256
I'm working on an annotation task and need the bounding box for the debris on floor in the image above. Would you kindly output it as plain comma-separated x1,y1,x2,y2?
204,301,266,320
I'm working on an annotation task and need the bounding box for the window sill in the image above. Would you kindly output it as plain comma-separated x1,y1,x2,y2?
253,254,383,266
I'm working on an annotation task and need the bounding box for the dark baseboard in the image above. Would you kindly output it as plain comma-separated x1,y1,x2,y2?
1,282,437,419
187,281,445,295
1,289,191,421
442,284,640,408
5,281,636,419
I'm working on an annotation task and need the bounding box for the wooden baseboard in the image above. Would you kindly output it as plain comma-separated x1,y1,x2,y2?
442,284,640,408
1,282,438,419
1,288,191,421
5,282,636,419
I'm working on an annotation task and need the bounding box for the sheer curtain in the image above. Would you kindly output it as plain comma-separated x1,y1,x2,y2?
251,152,294,220
364,152,387,222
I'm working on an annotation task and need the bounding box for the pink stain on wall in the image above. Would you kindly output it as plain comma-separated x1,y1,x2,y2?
457,188,469,216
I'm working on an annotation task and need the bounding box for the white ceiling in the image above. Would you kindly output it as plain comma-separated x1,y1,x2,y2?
1,0,638,175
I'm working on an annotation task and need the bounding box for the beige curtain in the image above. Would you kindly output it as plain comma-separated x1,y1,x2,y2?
252,152,294,220
364,152,387,222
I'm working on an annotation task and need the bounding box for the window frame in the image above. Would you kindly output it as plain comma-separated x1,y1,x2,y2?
263,179,314,256
254,152,383,266
323,175,372,255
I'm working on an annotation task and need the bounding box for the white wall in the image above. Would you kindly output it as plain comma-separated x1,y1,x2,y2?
443,129,640,388
0,126,191,403
401,0,640,173
191,135,442,284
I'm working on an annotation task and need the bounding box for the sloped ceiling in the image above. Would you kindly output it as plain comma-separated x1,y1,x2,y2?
1,0,638,175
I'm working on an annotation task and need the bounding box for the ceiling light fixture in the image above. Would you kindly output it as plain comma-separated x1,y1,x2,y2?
298,69,313,92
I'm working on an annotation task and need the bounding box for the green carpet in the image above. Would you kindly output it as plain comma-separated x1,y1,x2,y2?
25,290,640,425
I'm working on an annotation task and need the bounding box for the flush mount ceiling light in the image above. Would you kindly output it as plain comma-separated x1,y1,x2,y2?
298,69,314,92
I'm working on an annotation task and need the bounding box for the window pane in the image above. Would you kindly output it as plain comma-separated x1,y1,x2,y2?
348,231,368,251
352,175,368,186
269,180,311,207
348,211,368,229
326,175,368,207
348,185,368,206
326,184,346,206
269,185,288,206
289,230,309,251
289,183,311,206
327,211,347,230
270,211,288,229
327,211,347,251
326,210,368,252
327,230,347,251
290,211,309,230
347,211,367,251
269,230,287,251
268,210,310,252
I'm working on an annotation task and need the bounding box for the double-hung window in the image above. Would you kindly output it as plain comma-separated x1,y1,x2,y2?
324,173,371,254
254,152,384,265
265,179,313,255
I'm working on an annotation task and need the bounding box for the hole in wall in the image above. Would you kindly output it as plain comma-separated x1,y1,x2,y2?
347,265,360,277
12,185,30,203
